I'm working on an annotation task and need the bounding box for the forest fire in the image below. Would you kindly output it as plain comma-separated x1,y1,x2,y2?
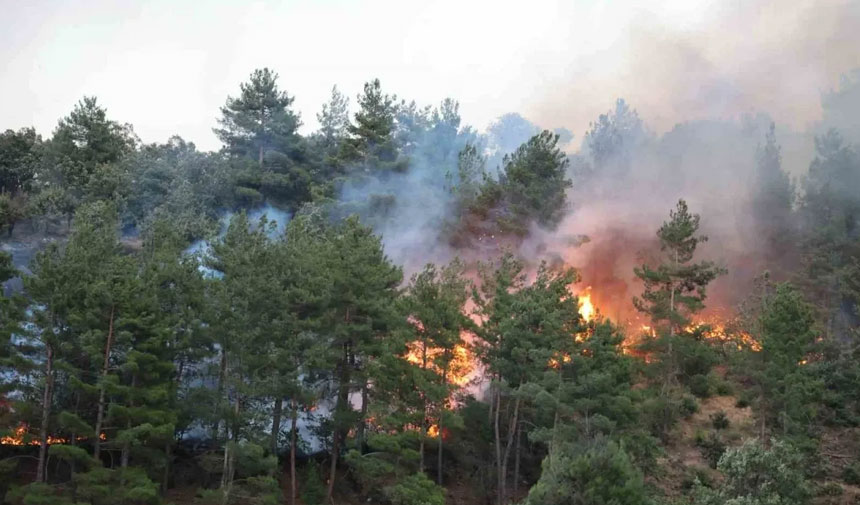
0,425,107,446
1,425,65,446
578,288,595,322
404,342,473,388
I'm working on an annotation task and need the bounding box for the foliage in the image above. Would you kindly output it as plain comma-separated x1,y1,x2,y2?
524,438,652,505
694,439,811,505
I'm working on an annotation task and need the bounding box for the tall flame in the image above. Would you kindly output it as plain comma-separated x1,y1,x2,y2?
578,288,594,322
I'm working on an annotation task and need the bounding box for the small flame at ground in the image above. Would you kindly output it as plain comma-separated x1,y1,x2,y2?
0,424,106,446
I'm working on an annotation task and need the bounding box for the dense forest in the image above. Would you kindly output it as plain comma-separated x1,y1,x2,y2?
1,66,860,505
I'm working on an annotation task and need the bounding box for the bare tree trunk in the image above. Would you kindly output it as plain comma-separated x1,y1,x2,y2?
214,347,227,440
357,380,368,452
437,368,448,486
36,342,54,483
290,400,298,505
500,396,521,505
550,410,560,468
513,421,521,499
221,394,240,505
271,397,283,455
494,387,503,505
419,343,428,473
94,305,115,463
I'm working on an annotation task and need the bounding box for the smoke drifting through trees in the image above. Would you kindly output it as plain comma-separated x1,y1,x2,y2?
342,78,859,330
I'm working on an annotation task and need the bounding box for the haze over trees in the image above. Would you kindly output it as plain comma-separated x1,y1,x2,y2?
0,66,859,505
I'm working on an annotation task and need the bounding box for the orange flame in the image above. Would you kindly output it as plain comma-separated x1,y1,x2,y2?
1,425,66,446
404,342,473,388
578,288,595,322
0,424,107,446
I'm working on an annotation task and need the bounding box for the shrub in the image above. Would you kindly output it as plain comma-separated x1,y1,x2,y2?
695,432,726,469
714,380,733,396
842,462,860,485
689,374,713,398
300,460,326,505
681,395,700,418
817,481,843,497
710,411,730,430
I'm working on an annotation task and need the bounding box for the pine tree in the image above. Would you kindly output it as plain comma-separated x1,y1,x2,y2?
316,85,350,152
339,79,404,173
752,284,822,437
137,219,209,491
583,98,646,177
270,215,331,505
0,127,41,195
46,97,135,193
214,68,301,170
401,260,473,483
633,200,725,395
633,199,726,336
799,130,860,341
320,215,402,502
470,131,572,237
472,254,584,505
206,211,280,503
752,123,795,268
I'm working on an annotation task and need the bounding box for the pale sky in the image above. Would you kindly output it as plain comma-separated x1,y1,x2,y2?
2,0,858,151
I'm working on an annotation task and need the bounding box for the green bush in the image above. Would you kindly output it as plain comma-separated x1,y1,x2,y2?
710,411,729,430
681,395,700,418
694,432,725,469
714,379,733,396
300,460,327,505
817,481,843,496
689,374,713,398
384,472,445,505
841,462,860,485
694,439,811,505
682,466,713,491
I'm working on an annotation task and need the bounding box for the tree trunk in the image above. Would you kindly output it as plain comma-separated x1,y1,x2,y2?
513,421,521,499
437,367,448,486
670,249,677,337
121,373,138,468
419,342,428,473
550,410,560,469
271,397,283,455
326,344,352,503
94,305,115,463
290,400,298,505
214,347,227,440
500,395,521,505
162,443,172,495
494,386,503,505
221,394,241,505
357,380,368,452
36,342,54,483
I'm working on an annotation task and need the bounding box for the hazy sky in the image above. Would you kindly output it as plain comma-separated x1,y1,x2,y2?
2,0,858,151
